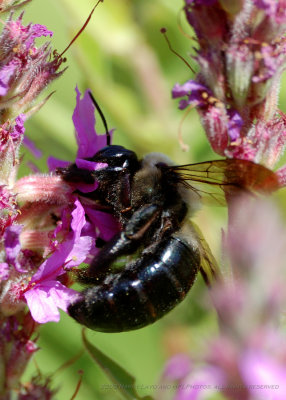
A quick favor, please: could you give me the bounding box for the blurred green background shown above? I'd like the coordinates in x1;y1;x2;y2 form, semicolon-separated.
18;0;286;399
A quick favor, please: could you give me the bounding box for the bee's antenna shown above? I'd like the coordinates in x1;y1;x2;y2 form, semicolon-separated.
160;27;195;74
88;91;111;146
58;0;104;59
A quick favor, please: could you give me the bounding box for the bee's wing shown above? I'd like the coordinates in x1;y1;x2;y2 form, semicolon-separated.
189;221;222;286
167;159;279;205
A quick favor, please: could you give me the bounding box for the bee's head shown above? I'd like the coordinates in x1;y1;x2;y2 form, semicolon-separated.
89;145;139;171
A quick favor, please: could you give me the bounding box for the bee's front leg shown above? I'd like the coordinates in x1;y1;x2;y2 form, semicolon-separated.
79;204;161;284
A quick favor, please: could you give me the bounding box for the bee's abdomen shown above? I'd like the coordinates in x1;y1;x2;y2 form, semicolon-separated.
68;236;200;332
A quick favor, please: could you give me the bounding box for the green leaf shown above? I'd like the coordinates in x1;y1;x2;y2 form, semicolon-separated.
82;330;154;400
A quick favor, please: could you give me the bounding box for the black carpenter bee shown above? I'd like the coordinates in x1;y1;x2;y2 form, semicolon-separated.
59;93;279;333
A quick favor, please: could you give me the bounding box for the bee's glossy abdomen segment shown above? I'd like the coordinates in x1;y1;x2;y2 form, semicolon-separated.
68;236;200;332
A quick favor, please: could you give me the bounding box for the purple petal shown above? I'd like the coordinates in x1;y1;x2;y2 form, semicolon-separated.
254;0;277;14
0;59;20;96
64;236;94;268
240;350;286;400
172;81;211;109
10;114;26;139
163;354;192;381
85;207;121;241
31;24;53;38
24;281;78;323
227;110;243;142
75;159;108;172
71;199;86;238
38;237;92;281
4;225;23;270
31;241;74;282
47;156;70;171
74;180;98;194
26;161;41;173
25;24;53;49
74;159;108;193
172;81;208;99
0;263;10;281
176;366;225;400
31;201;93;282
73;87;112;159
23;136;42;158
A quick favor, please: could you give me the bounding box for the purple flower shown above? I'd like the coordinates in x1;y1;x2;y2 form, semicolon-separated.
24;281;78;324
240;350;286;400
4;85;120;327
162;354;192;381
23;200;94;323
172;81;212;110
73;86;111;159
227;110;243;142
47;157;70;171
0;13;66;120
0;59;19;96
254;0;286;25
161;198;286;400
174;0;286;167
0;114;26;150
48;88;110;193
24;23;53;49
173;80;245;155
19;88;122;324
161;354;225;400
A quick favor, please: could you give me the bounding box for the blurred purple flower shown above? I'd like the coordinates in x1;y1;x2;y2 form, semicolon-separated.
22;136;42;158
162;354;192;381
160;198;286;400
240;350;286;400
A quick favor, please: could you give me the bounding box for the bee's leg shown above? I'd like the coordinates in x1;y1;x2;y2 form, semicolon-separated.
80;204;161;283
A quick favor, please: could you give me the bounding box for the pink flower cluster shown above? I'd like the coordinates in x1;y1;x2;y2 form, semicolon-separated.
0;8;115;393
2;88;119;324
0;13;65;122
173;0;286;170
